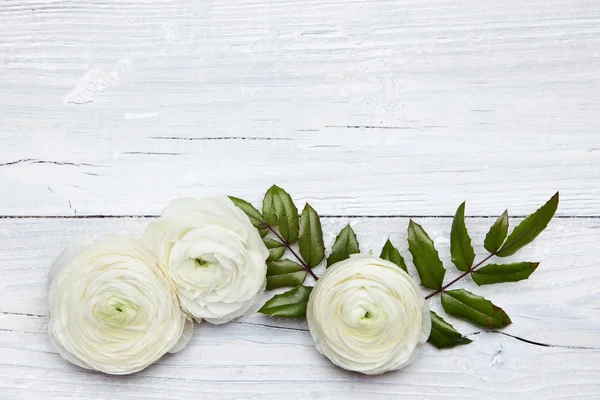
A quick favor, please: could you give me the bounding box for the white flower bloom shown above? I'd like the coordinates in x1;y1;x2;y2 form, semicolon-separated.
144;197;269;324
48;235;192;375
307;254;431;375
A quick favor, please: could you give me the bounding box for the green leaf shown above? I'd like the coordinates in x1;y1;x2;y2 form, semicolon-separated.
326;224;360;267
264;238;285;262
229;196;265;228
262;189;278;227
262;185;299;243
259;286;313;318
298;203;325;268
258;228;268;238
266;259;307;290
380;239;407;272
407;220;446;290
472;262;540;286
450;202;475;272
441;289;512;329
497;192;559;257
428;311;472;349
484;210;509;253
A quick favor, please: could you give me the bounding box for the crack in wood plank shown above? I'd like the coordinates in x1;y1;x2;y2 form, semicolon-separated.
467;331;600;351
2;311;596;351
0;159;102;168
122;152;182;156
149;136;294;141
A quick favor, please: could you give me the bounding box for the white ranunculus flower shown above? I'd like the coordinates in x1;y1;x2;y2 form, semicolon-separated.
144;197;269;324
48;235;192;375
307;254;431;375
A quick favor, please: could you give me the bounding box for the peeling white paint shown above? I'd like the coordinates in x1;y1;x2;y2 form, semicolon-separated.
63;69;119;105
488;347;506;368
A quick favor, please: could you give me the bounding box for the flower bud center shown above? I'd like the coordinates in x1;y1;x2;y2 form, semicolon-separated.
195;258;209;268
98;297;139;326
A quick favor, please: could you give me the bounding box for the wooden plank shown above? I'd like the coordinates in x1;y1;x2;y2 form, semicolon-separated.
1;217;598;398
1;0;599;216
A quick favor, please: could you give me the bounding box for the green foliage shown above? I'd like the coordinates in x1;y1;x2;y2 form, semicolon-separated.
326;224;360;267
263;185;299;242
472;262;539;286
407;220;446;290
259;286;313;318
497;192;559;257
298;204;325;268
484;210;509;253
263;238;285;262
428;311;472;349
266;259;307;290
450;202;475;272
442;289;512;329
380;239;407;272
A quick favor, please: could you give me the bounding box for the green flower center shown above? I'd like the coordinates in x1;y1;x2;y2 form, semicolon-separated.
195;258;209;268
97;297;139;327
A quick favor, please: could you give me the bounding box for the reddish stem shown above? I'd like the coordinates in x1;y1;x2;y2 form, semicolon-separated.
425;252;496;300
265;225;319;281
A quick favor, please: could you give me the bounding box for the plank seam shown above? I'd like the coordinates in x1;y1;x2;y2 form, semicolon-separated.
1;311;597;351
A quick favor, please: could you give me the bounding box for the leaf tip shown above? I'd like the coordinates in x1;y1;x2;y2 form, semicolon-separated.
454;201;467;218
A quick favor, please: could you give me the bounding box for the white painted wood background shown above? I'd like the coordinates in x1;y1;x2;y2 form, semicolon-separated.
1;0;599;398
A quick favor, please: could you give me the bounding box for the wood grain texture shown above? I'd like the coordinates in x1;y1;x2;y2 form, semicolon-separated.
1;217;599;399
1;0;600;216
1;0;599;398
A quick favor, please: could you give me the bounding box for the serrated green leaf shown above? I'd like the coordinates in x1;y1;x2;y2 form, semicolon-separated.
497;192;559;257
450;202;475;272
380;239;407;272
262;185;299;243
472;262;540;286
263;238;285;262
272;186;299;243
228;196;266;229
407;220;446;290
484;210;509;253
259;285;313;318
326;224;360;267
298;203;325;268
266;259;307;290
441;289;511;329
428;311;472;349
268;259;305;275
262;189;278;226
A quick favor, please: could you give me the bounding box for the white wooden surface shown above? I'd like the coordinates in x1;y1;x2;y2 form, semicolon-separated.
1;0;600;398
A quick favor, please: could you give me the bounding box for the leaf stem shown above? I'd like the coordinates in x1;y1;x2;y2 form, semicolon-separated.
265;225;319;281
425;252;496;300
